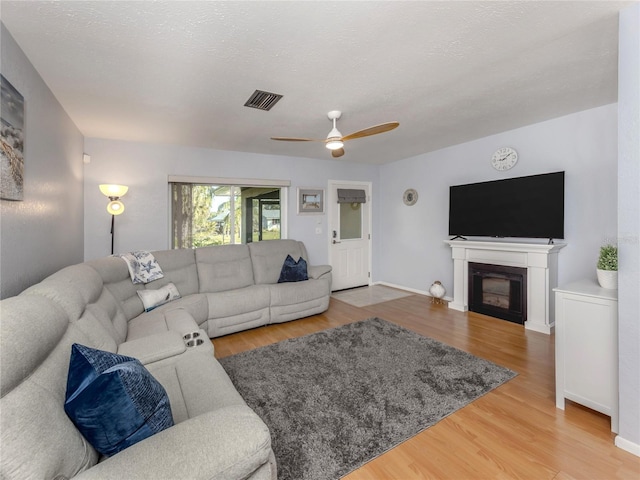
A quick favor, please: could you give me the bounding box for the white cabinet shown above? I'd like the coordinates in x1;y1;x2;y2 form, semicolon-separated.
554;279;618;433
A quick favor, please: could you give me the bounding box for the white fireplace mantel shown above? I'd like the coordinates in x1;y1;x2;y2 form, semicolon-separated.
445;239;566;334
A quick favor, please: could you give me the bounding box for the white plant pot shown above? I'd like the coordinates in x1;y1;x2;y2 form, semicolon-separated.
596;269;618;289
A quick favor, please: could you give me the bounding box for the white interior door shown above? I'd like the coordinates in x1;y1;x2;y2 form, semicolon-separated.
328;181;371;291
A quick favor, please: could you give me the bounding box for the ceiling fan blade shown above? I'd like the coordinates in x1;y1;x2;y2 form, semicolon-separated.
331;148;345;158
341;122;399;141
270;137;321;142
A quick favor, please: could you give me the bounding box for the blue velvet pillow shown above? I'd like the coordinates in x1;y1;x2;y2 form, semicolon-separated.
277;254;308;283
64;344;173;457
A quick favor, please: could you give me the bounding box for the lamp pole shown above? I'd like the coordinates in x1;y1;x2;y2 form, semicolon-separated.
110;214;115;255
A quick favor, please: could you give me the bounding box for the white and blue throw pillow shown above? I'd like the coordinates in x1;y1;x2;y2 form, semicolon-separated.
64;344;174;457
118;250;165;284
137;282;181;312
277;254;308;283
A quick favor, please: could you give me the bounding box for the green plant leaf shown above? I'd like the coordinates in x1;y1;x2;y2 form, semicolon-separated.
597;244;618;271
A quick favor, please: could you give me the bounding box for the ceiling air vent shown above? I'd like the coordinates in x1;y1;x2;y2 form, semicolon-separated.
244;90;283;111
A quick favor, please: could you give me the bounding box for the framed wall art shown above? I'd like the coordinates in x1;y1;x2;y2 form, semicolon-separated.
297;188;324;214
1;74;25;201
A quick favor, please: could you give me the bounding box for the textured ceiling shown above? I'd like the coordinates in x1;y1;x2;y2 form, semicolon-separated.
1;1;632;165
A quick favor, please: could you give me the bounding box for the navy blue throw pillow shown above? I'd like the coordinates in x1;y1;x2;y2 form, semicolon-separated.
64;344;173;457
278;254;309;283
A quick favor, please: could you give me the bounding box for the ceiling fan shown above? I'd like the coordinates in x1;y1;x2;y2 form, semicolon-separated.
270;111;399;158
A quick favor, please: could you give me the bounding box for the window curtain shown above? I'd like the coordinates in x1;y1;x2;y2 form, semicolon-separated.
171;183;193;249
337;188;366;203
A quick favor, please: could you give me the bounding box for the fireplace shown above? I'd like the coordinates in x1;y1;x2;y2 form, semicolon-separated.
445;239;566;334
468;263;527;325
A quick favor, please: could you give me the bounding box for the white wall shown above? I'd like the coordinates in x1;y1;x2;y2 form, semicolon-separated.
82;138;380;269
616;2;640;454
378;103;618;295
0;24;84;299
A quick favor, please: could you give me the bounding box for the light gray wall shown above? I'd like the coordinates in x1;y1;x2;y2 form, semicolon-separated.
0;23;84;299
377;103;618;294
84;103;618;297
82;138;380;269
617;2;640;452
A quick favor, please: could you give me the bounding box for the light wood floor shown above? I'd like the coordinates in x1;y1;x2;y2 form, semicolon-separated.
213;294;640;479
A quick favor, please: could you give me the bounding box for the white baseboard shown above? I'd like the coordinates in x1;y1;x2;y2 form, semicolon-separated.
373;281;453;302
615;435;640;457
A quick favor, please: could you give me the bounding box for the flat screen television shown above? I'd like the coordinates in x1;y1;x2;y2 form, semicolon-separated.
448;171;565;240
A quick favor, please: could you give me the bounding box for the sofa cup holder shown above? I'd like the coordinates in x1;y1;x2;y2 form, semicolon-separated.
183;331;200;341
184;331;204;347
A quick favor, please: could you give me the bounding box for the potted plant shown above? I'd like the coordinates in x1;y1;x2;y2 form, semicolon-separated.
596;244;618;289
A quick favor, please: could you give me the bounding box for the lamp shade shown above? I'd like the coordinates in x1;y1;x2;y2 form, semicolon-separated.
107;200;125;215
99;184;128;198
325;138;344;150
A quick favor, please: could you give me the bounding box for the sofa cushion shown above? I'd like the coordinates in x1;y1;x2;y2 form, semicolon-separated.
40;264;105;305
67;407;273;480
1;296;68;396
147;350;247;423
277;255;308;283
150;248;199;297
126;304;202;340
249;239;307;284
86;256;147;321
21;279;90;325
86;288;130;345
137;283;181;312
1;299;105;480
196;244;255;292
151;293;210;325
205;285;271;319
64;344;174;457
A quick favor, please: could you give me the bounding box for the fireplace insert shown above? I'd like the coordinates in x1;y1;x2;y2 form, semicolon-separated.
468;263;527;324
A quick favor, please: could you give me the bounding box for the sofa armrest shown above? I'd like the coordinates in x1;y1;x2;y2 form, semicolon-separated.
308;264;332;280
73;406;273;480
117;331;187;364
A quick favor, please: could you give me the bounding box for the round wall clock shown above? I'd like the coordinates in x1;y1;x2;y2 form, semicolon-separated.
491;147;518;171
403;189;418;206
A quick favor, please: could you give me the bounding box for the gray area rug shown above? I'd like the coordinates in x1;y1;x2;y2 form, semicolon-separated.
220;317;516;480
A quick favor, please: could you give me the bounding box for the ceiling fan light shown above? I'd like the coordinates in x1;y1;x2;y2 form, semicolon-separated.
326;138;344;150
326;125;343;150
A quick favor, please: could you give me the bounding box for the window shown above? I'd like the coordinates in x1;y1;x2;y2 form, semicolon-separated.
170;179;288;249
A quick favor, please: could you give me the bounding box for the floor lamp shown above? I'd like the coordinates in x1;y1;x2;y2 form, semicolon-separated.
99;184;128;255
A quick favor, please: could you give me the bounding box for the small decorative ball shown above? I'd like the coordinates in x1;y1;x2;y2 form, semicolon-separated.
429;281;446;304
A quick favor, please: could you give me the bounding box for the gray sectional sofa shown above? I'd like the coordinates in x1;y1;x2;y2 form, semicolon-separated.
0;239;332;479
